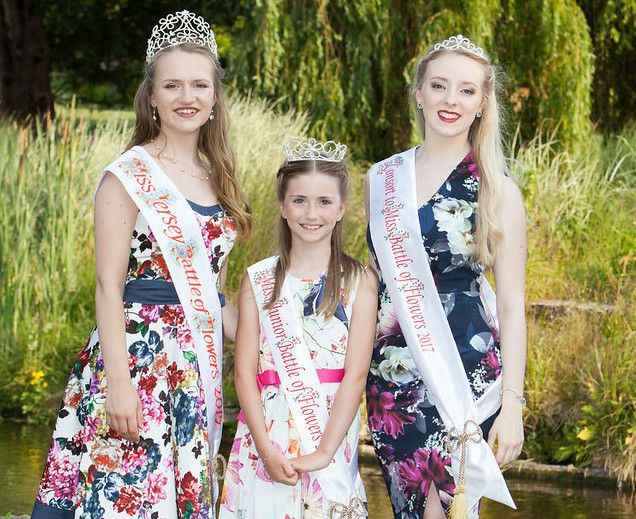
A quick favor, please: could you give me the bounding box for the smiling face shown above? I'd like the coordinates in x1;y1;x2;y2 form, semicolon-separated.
150;48;216;136
279;170;346;247
415;52;486;140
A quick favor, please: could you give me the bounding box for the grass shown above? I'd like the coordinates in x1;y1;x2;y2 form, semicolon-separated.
0;99;634;483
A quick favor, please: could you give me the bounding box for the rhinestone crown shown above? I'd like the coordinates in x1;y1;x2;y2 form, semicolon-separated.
429;34;486;59
283;138;347;163
146;10;217;63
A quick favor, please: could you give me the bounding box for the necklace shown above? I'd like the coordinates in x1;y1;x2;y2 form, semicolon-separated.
150;139;211;181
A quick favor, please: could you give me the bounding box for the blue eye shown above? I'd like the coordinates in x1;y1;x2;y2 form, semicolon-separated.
319;199;333;206
462;88;475;95
432;83;444;90
292;197;305;204
165;84;177;90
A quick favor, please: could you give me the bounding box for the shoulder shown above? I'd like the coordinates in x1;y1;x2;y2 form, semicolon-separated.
500;175;525;212
366;148;413;177
247;255;278;274
356;264;379;295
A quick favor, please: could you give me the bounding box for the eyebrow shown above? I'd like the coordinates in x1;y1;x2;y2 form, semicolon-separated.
430;76;479;87
160;78;211;83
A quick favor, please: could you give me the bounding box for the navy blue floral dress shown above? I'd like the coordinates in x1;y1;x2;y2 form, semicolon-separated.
366;151;501;519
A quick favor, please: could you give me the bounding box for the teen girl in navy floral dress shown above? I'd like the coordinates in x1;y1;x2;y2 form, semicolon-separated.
366;36;527;519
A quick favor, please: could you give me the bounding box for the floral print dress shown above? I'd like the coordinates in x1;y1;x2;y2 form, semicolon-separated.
219;273;366;519
366;152;501;519
33;201;236;519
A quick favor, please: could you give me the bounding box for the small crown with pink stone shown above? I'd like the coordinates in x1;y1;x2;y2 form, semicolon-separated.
429;34;486;59
146;10;217;63
283;138;347;163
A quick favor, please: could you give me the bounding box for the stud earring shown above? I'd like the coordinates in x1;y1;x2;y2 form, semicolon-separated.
417;102;424;109
476;110;482;118
209;108;214;121
152;107;158;122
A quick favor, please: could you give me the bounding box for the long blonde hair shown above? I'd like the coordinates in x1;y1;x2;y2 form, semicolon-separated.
126;43;252;238
411;47;507;266
264;160;362;318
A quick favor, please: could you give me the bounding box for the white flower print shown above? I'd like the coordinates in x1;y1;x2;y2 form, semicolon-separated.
378;346;418;385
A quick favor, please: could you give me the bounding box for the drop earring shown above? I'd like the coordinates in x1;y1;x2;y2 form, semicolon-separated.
209;108;214;121
152;107;158;122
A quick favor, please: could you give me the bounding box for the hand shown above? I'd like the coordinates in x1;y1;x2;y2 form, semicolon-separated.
487;405;524;467
105;380;143;442
263;447;299;486
291;449;332;474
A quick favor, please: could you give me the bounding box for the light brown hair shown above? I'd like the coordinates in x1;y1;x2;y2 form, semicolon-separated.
411;46;507;266
265;159;362;318
126;43;252;238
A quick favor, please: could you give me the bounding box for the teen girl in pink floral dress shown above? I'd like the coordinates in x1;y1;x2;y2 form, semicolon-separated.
32;11;251;519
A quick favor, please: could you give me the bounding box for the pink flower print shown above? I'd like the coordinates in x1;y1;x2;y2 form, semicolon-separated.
481;347;501;380
139;304;160;326
176;324;193;350
143;471;168;506
120;444;148;474
301;473;324;519
140;390;164;428
397;447;454;507
38;453;80;502
467;160;479;179
367;385;417;439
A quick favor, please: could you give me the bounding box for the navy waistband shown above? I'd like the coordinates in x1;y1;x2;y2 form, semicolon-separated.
123;279;225;307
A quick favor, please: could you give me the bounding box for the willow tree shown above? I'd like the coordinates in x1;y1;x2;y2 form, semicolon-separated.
231;0;594;159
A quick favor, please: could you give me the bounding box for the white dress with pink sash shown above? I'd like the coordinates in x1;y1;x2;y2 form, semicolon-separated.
220;260;366;519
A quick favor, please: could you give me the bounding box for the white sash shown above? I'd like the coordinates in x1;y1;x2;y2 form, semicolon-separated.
104;147;225;477
368;147;515;510
247;257;365;518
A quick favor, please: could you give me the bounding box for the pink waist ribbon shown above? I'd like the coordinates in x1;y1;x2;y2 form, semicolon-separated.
236;368;345;424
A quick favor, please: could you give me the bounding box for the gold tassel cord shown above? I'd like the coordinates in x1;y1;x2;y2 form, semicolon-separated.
330;496;366;519
445;420;483;519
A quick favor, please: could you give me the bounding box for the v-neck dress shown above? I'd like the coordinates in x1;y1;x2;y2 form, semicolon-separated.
366;151;501;519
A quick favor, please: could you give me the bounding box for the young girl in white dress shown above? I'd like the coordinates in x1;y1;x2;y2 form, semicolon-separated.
220;139;377;519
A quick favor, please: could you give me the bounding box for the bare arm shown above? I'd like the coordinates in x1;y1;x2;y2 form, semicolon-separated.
94;172;143;442
291;268;378;472
487;176;527;466
234;273;298;485
220;261;238;342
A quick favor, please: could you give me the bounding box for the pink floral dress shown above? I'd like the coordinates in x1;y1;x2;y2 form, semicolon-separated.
219;273;366;519
33;201;236;519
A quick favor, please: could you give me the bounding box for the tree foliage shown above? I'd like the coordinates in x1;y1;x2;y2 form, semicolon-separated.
231;0;597;158
577;0;636;130
38;0;240;106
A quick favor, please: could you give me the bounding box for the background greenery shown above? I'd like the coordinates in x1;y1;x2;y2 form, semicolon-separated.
0;0;634;486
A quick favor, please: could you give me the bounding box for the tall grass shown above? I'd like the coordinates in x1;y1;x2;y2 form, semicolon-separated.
0;101;634;482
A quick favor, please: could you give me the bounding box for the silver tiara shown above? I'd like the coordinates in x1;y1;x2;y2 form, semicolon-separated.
283;138;347;163
429;34;486;59
146;10;217;63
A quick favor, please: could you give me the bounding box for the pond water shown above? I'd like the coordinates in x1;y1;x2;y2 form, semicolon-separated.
1;422;634;518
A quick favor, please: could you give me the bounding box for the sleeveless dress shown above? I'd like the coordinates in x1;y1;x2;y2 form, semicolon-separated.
32;201;236;519
366;152;501;519
219;272;366;519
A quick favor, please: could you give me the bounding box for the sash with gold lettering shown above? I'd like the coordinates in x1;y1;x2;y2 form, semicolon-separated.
248;256;366;518
368;147;515;511
103;146;225;470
